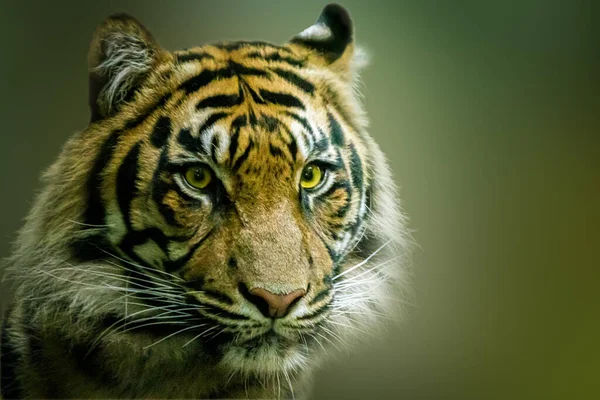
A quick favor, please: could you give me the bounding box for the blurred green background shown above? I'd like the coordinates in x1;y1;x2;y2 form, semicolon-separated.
1;1;598;399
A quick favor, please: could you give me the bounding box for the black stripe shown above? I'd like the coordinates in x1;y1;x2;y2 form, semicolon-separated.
196;93;243;110
124;93;171;131
326;244;339;262
176;52;214;63
163;229;214;273
288;139;298;162
269;144;284;158
85;130;121;226
229;131;240;163
198;112;230;136
322;181;350;199
260;115;280;132
199;303;250;321
150;116;172;148
247;86;265;105
185;276;205;292
179;68;235;94
71;234;112;262
272;68;315;94
228;115;247;162
177;128;203;155
328;113;345;146
285;111;313;134
120;227;195;256
246;52;305;68
314;137;330;152
216;41;292;52
228;61;270;77
248;109;258;126
334;198;351;219
259;90;305;109
349;144;364;189
309;288;332;306
291;37;348;63
152;148;183;227
323;84;362;138
210;134;221;164
201;290;235;306
116;142;142;228
121;229;190;274
296;304;331;321
232;141;254;172
365;185;373;210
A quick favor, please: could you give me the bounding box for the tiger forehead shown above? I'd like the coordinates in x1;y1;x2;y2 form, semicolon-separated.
174;41;305;67
162;46;329;172
173;110;305;176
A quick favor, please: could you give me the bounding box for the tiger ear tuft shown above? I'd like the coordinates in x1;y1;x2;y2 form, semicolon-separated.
88;14;161;122
289;4;355;76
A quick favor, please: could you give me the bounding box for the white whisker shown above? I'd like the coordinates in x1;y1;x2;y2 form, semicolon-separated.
142;325;200;349
333;239;392;280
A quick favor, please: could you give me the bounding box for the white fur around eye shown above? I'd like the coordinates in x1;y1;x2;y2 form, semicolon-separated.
303;168;335;198
173;174;212;203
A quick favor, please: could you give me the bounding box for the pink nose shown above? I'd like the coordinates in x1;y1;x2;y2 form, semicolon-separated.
248;287;306;318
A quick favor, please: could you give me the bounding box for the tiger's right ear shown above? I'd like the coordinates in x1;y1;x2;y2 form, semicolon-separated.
289;4;360;81
88;14;162;122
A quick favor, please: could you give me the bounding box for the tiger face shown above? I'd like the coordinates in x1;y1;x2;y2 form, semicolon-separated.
7;5;409;390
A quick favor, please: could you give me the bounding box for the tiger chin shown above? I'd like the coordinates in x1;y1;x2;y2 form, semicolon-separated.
0;3;412;399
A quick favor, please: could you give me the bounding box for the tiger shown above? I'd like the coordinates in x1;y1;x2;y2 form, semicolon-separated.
0;3;412;399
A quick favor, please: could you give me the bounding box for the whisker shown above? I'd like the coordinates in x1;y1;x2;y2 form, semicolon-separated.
96;247;185;282
335;256;399;284
326;319;373;337
333;239;393;280
119;319;201;336
181;325;217;347
88;306;183;353
143;325;201;349
53;265;179;293
102;258;186;289
284;368;295;400
67;219;112;228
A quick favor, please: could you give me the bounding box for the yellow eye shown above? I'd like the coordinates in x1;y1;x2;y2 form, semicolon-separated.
300;164;324;189
184;166;212;189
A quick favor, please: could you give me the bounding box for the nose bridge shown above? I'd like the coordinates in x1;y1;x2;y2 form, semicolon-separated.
236;198;309;291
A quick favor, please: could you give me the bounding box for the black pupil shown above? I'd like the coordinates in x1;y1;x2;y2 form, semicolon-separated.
303;166;314;182
194;168;206;182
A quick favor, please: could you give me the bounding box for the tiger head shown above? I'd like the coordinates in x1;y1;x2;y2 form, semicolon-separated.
14;4;411;381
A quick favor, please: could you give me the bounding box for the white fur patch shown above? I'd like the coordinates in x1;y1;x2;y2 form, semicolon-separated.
200;125;230;165
93;32;154;113
288;119;310;159
297;23;332;41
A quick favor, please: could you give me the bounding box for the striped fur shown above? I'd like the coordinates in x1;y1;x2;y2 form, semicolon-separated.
1;4;412;399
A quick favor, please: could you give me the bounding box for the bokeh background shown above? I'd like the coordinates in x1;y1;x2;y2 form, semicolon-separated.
1;1;598;399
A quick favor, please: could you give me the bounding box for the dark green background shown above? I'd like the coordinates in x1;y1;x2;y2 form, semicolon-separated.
1;1;598;398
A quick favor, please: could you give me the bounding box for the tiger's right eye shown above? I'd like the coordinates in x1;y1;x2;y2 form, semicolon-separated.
300;164;324;190
184;166;213;189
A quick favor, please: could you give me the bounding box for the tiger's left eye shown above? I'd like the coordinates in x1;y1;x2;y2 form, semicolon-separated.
184;166;212;189
300;164;324;190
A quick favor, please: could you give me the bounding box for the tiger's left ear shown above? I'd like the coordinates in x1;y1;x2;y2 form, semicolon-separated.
289;3;365;81
88;14;164;122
